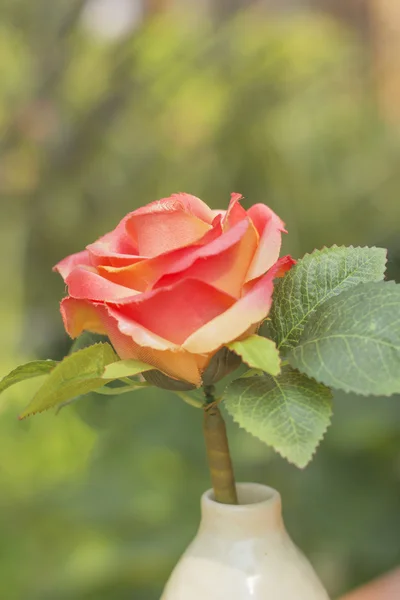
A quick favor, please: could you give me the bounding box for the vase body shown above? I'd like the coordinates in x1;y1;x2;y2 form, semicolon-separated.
161;483;330;600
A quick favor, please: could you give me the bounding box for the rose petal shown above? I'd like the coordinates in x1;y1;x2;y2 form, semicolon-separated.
87;195;214;267
132;193;215;224
106;329;207;385
110;279;235;345
124;194;215;257
100;306;209;385
222;193;248;230
60;297;107;337
89;249;142;269
87;214;141;268
126;211;211;258
155;219;258;297
66;266;140;301
273;254;296;277
97;216;235;293
53;250;92;280
245;203;287;282
60;297;207;385
182;257;293;354
62;295;179;351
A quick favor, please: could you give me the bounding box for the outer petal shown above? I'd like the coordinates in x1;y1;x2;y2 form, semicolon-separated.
66;266;140;301
62;295;180;354
100;306;207;385
182;257;294;354
53;250;92;280
136;349;206;386
245;203;287;282
60;298;207;385
126;194;213;257
60;297;107;337
109;279;236;345
108;341;207;386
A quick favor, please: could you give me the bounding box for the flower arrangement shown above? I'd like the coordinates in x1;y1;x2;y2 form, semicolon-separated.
1;193;399;504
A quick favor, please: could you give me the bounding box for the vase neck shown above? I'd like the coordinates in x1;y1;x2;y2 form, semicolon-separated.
199;483;285;540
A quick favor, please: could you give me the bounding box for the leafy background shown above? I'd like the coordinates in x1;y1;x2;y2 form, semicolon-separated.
1;1;400;599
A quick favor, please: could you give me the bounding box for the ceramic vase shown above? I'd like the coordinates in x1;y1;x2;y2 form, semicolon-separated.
161;482;330;600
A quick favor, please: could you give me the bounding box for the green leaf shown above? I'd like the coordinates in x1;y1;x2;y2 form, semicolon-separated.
267;246;387;353
240;369;264;378
19;343;118;419
0;360;58;395
69;331;108;354
290;281;400;397
95;381;150;395
55;380;149;414
226;335;281;376
224;366;333;468
102;359;154;379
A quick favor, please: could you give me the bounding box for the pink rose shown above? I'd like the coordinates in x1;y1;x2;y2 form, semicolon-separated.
54;193;294;386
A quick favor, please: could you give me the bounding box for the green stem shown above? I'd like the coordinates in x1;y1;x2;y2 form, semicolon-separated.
202;386;238;505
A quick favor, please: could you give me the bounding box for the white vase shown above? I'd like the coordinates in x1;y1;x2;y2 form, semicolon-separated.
161;482;330;600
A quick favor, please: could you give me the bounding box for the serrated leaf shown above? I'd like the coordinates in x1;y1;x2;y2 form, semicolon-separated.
69;331;108;354
0;360;58;395
224;366;333;468
290;281;400;396
226;335;280;376
102;359;154;379
19;343;118;419
267;246;387;352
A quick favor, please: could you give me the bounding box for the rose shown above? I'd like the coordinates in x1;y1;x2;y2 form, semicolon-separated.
54;193;294;387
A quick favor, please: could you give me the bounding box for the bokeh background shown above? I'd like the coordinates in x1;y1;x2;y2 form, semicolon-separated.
0;1;400;598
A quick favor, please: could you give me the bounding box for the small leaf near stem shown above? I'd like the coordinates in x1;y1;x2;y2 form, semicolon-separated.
203;386;238;505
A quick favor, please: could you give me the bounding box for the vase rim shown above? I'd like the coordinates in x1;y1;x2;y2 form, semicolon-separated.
202;482;280;510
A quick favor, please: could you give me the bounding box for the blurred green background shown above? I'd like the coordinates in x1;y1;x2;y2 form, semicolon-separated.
0;1;399;599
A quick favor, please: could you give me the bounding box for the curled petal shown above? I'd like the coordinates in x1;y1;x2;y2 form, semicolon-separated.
182;257;293;354
66;266;140;301
245;203;287;282
53;250;92;280
222;193;247;230
168;193;215;224
273;254;296;277
60;297;107;338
